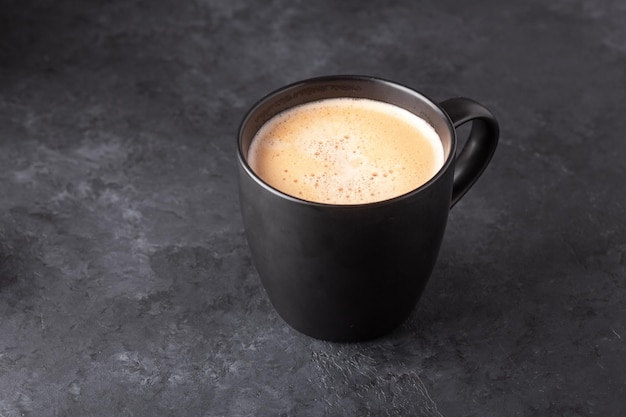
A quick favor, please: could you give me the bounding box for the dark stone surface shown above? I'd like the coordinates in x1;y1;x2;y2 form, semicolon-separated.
0;0;624;415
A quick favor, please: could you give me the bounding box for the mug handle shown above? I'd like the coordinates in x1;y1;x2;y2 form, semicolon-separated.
439;98;500;207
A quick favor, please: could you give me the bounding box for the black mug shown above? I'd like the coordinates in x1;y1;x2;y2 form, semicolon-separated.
237;75;499;342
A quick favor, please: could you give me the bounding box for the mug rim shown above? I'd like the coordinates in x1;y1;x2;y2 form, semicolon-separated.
237;74;457;208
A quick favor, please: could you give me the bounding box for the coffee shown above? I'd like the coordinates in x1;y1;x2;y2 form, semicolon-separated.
248;98;444;204
239;76;500;340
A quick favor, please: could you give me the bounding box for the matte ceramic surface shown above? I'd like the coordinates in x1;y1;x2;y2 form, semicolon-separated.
238;76;499;341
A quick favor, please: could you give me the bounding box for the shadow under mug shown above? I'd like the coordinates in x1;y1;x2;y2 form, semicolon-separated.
237;75;499;342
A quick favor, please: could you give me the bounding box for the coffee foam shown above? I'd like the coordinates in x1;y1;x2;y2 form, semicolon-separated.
248;98;444;204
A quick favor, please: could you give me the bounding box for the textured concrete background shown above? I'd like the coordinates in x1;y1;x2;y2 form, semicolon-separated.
0;0;625;416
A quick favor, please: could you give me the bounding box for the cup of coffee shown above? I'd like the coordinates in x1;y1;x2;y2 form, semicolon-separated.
237;75;499;342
